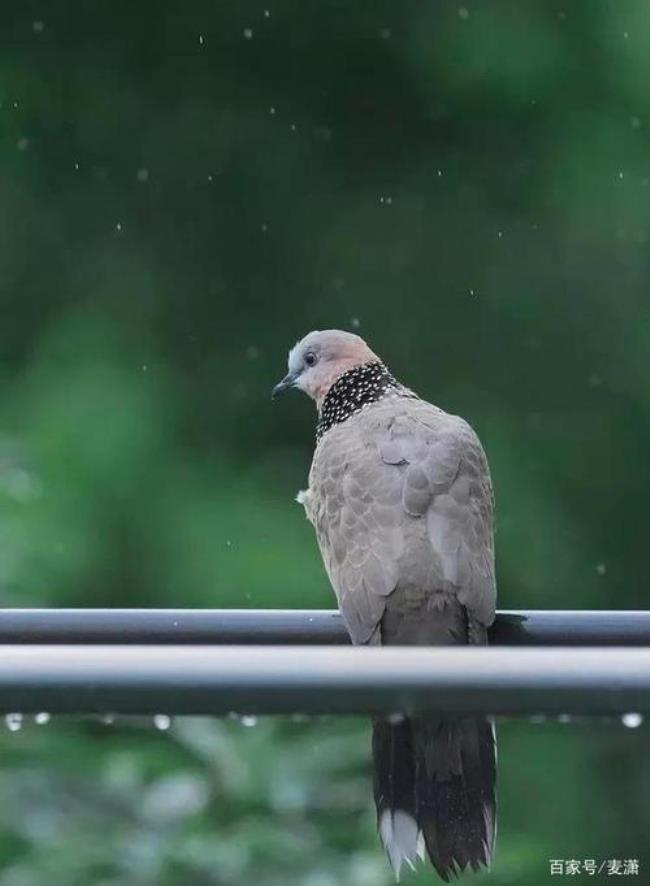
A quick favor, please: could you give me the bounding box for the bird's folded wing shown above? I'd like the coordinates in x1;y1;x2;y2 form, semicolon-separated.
309;402;496;644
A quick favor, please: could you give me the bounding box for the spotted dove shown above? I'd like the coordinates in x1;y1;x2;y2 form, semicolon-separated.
273;329;497;880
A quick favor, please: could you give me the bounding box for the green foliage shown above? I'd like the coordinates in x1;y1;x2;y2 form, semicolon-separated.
0;0;648;882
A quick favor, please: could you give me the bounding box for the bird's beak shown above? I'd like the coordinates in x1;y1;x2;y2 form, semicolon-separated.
272;372;297;399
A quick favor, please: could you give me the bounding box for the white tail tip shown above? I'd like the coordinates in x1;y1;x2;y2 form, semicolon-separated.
379;810;421;880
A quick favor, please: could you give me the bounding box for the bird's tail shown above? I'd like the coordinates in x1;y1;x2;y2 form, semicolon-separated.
372;714;496;881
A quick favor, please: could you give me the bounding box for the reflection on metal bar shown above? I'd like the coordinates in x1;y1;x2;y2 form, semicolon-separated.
0;609;649;646
0;645;649;716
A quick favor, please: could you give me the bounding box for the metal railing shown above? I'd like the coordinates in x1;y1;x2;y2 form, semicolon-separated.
0;610;648;717
2;608;650;645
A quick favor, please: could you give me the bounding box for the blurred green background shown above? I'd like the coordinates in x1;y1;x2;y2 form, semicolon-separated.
0;0;649;882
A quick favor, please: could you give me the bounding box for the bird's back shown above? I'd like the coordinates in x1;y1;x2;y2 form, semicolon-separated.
306;391;496;646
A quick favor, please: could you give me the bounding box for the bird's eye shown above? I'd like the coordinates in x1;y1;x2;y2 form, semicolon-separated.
304;352;317;367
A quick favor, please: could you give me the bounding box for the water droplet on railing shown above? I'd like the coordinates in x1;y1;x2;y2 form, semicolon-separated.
622;712;643;729
240;715;258;727
154;714;171;731
34;712;50;725
5;713;23;732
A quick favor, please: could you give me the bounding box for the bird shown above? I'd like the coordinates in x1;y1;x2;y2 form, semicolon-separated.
273;329;497;881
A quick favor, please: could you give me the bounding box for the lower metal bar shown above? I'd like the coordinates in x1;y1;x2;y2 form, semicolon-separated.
0;645;648;716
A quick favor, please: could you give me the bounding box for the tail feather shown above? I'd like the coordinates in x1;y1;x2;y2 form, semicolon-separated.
373;715;496;881
372;716;419;878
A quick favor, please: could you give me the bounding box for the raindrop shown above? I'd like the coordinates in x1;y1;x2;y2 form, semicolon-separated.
154;714;171;731
351;317;361;329
208;174;213;182
469;288;476;296
437;169;443;177
136;167;149;182
557;714;572;724
5;713;23;732
596;563;607;576
618;171;624;180
631;116;641;129
497;231;503;239
74;161;79;171
380;28;392;40
622;712;643;729
34;712;50;726
261;222;268;232
458;7;469;20
243;27;253;39
246;346;259;361
115;222;122;232
199;34;204;45
32;20;45;33
264;9;270;17
241;715;258;727
290;123;296;131
142;364;148;372
16;137;29;151
623;31;629;39
269;106;276;115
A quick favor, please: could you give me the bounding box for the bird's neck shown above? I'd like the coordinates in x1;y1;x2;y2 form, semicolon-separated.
315;361;404;440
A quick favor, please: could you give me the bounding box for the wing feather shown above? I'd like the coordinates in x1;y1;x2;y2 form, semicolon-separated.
305;398;496;644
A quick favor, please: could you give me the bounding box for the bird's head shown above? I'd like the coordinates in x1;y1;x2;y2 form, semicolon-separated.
272;329;380;408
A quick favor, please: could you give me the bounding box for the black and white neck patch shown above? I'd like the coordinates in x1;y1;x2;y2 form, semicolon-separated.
316;361;415;440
